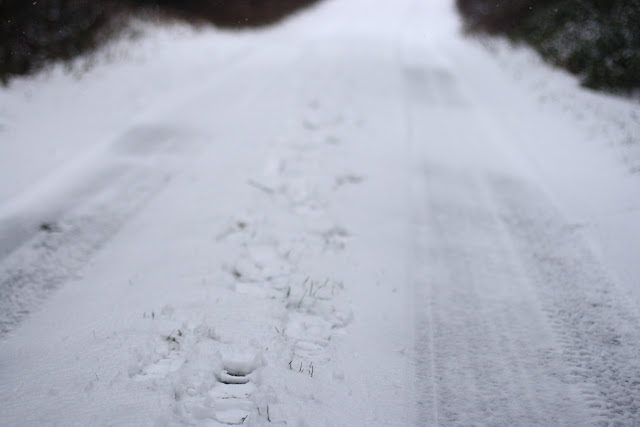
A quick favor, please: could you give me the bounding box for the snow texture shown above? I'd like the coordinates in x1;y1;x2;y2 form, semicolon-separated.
1;0;640;425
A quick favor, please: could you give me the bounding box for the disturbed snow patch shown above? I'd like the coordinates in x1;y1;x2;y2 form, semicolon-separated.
130;97;357;425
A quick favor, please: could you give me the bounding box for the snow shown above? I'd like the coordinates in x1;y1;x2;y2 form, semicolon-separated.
2;0;640;425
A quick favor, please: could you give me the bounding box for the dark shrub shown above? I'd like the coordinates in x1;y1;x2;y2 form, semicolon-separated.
128;0;320;28
0;0;320;83
456;0;556;33
1;0;118;82
456;0;640;92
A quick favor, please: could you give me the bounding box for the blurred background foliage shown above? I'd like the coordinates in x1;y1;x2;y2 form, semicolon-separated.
0;0;319;83
2;0;638;92
456;0;640;92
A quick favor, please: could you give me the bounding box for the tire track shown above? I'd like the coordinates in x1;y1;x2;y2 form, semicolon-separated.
489;175;640;425
0;43;307;338
411;164;596;425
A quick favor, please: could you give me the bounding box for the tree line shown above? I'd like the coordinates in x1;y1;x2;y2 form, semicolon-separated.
0;0;320;83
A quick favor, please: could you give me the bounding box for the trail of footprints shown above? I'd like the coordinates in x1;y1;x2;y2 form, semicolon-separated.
133;100;360;425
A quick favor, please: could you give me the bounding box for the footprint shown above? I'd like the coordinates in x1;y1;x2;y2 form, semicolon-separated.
325;135;341;145
131;329;185;381
318;226;352;252
225;243;291;289
218;368;253;385
285;312;332;372
281;181;327;216
215;405;252;425
302;119;318;131
133;352;185;381
215;220;249;242
210;382;254;425
209;360;260;424
212;380;256;396
292;340;330;364
174;356;262;424
308;99;320;111
286;312;332;343
334;174;365;189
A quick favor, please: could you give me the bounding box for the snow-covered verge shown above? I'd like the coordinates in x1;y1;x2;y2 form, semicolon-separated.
1;0;640;425
470;36;640;300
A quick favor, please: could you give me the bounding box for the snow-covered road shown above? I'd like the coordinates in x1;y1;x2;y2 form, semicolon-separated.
2;0;640;425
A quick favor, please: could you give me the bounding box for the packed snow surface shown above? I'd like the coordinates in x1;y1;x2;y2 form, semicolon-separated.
1;0;640;425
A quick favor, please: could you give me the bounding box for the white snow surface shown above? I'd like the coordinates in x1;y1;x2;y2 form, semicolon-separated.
2;0;640;425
